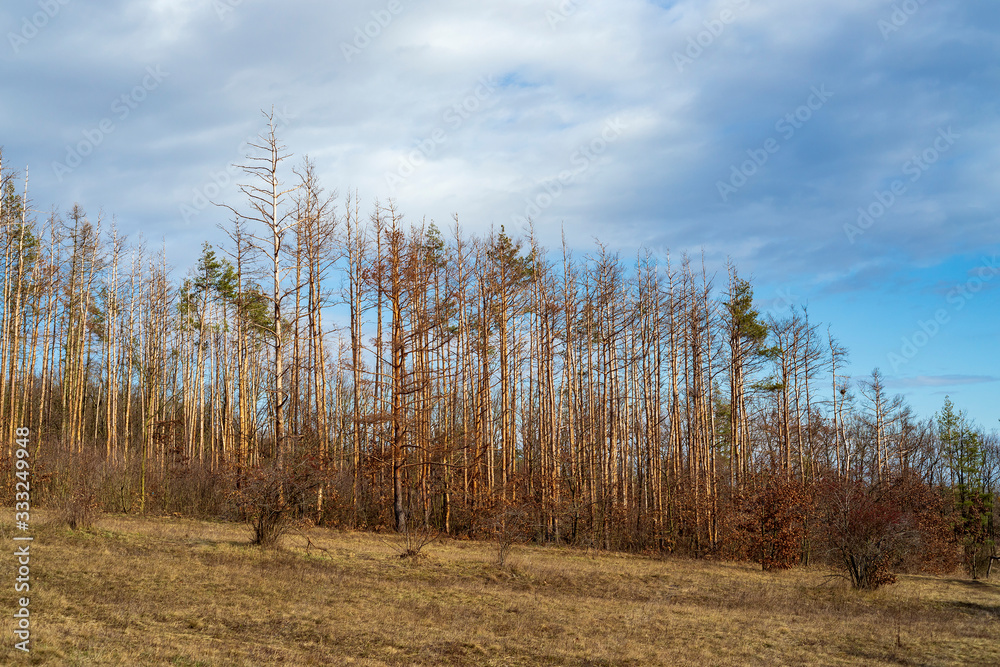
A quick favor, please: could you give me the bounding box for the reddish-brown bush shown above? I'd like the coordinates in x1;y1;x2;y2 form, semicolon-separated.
815;477;923;589
733;473;814;571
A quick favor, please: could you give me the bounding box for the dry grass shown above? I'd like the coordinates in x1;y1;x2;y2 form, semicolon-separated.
1;512;998;665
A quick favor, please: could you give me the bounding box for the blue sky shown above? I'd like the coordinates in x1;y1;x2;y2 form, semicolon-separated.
1;0;997;429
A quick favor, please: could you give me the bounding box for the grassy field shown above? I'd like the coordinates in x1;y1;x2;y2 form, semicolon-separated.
0;513;998;666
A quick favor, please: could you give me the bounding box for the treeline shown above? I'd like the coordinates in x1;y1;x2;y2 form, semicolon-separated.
0;125;996;581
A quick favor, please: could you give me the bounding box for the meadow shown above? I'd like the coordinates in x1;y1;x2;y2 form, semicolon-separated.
1;513;998;666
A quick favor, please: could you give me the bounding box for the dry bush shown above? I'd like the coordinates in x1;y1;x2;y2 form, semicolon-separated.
56;487;101;530
396;524;442;560
232;454;324;547
44;446;108;530
242;470;288;547
733;473;814;571
815;477;920;590
310;468;350;528
883;474;958;576
488;499;532;568
315;468;392;530
160;462;231;518
667;480;729;557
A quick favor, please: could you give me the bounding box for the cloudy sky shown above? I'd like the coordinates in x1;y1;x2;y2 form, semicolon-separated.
1;0;998;428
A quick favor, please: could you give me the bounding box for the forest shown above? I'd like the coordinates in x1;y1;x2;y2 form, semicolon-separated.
1;121;997;589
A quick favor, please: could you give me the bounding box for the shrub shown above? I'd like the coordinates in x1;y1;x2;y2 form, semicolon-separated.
47;447;106;531
883;473;958;576
161;462;231;518
490;500;532;568
735;473;814;571
815;477;919;590
232;454;323;547
397;524;441;560
56;487;100;531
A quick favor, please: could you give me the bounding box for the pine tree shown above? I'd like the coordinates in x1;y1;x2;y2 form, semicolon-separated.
937;396;994;578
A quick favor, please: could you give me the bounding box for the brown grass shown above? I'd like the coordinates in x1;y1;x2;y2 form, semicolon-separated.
1;511;998;665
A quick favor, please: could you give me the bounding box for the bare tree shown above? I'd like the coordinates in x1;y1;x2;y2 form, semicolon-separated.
221;110;300;465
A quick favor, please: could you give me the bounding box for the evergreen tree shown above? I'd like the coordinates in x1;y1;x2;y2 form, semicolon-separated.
937;396;994;578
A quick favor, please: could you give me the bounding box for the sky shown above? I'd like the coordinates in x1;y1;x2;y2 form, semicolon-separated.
1;0;997;429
